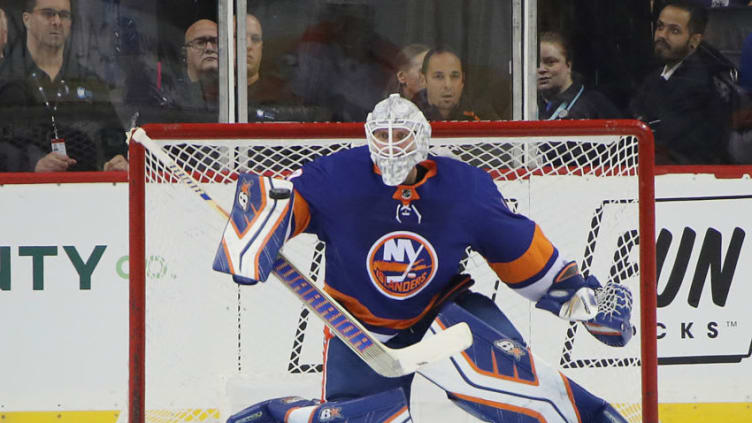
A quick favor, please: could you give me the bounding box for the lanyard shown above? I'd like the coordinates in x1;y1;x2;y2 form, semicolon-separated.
544;85;584;120
31;72;69;139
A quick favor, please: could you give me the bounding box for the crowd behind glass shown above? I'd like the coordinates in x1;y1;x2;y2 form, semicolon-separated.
0;0;751;172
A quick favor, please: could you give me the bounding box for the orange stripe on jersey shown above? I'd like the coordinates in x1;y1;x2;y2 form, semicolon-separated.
489;224;554;284
560;372;583;423
291;188;312;237
449;392;547;422
323;277;470;330
384;406;409;423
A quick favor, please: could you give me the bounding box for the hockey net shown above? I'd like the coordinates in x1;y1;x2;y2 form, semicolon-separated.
128;120;657;423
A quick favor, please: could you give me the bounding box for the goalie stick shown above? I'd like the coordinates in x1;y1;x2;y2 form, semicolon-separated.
130;128;473;378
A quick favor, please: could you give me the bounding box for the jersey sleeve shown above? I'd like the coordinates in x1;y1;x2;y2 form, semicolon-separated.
289;188;312;237
287;155;333;238
470;171;570;302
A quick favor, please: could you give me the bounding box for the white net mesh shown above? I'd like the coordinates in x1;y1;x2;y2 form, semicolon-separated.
129;123;652;423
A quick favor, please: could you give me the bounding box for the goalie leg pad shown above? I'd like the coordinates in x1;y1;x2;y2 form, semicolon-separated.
228;389;411;423
212;173;294;283
417;296;625;423
593;403;629;423
227;396;316;423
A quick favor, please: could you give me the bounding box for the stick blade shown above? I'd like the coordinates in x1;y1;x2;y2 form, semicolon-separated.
384;322;473;377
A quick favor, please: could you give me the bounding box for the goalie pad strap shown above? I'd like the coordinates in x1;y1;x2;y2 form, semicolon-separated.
212;173;294;283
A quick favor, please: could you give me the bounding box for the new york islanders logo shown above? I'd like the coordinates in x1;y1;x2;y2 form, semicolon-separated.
366;231;437;300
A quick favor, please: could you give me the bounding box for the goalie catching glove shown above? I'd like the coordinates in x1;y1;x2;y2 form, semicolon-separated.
535;263;633;347
212;173;294;284
583;282;634;347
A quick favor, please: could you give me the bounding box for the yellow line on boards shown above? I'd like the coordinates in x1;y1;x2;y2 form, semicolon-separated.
660;403;752;422
0;409;221;422
0;411;120;423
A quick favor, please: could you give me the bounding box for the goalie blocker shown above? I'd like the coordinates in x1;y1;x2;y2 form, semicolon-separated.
212;173;294;284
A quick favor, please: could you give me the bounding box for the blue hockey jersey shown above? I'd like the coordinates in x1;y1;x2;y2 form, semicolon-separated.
289;146;566;334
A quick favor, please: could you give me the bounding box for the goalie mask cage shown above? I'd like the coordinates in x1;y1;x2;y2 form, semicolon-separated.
128;120;657;423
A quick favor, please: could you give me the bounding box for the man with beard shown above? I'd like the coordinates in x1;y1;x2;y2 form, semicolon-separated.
630;0;730;164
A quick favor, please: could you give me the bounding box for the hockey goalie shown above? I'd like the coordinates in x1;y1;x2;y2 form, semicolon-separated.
213;94;634;423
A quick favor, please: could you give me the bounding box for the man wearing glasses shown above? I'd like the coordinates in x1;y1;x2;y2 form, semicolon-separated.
184;19;219;86
0;0;127;172
162;18;220;121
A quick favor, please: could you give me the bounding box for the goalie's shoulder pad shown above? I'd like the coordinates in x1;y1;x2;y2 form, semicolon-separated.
212;173;294;284
584;282;634;347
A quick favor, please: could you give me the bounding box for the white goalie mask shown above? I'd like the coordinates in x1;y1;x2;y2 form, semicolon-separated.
365;94;431;186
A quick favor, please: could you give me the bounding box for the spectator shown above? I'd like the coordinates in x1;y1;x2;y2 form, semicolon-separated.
740;32;752;93
630;0;731;164
728;32;752;163
384;43;429;102
413;46;498;121
124;18;219;125
537;31;622;120
0;8;7;62
0;0;126;172
242;13;316;122
177;18;219;116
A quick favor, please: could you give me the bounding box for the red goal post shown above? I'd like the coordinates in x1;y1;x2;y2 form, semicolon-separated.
128;120;657;423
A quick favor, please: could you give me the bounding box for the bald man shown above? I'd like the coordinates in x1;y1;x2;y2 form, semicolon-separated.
170;18;220;117
184;19;218;83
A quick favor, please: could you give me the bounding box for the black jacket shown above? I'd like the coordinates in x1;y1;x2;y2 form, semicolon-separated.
0;46;125;171
630;45;732;164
